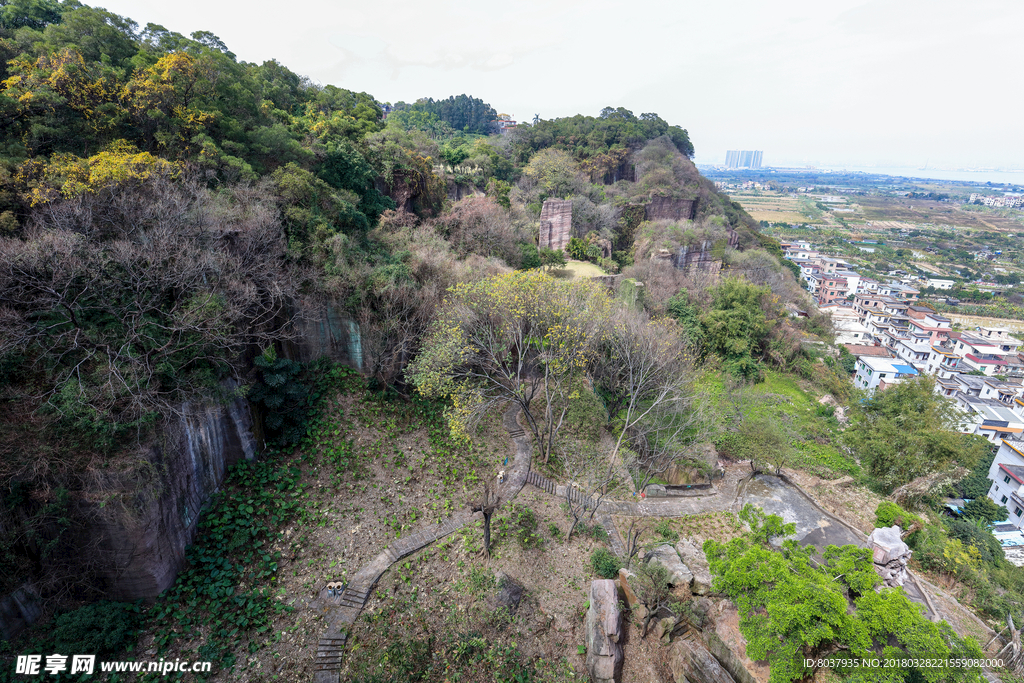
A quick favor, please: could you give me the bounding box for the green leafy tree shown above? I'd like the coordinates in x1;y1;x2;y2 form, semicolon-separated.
704;505;985;683
844;376;989;491
248;347;308;446
700;278;777;380
962;496;1008;525
409;270;610;464
539;247;566;271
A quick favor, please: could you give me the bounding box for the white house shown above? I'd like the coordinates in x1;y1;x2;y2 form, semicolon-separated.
987;437;1024;528
835;320;870;345
853;356;919;392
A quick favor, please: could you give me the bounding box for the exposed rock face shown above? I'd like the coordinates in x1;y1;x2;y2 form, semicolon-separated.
286;303;363;370
645;196;697;222
647;544;693;587
539;199;572;252
616;568;640;609
655;616;677;644
869;525;911;587
670;637;737;683
92;386;259;600
585;579;623;683
675;539;714;596
0;586;41;641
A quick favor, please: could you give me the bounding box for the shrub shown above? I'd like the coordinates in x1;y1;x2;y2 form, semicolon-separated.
962;497;1008;525
248;347;309;445
590;547;622;579
946;518;1004;565
653;519;679;544
495;504;542;549
874;501;921;530
49;601;141;659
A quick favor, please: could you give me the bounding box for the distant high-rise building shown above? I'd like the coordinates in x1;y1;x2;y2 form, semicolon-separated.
724;150;763;169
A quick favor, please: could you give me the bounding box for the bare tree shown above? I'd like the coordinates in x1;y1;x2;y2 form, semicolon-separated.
593;310;706;488
468;482;501;557
0;173;295;440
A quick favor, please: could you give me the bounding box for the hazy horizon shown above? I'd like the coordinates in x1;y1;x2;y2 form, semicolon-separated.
91;0;1024;170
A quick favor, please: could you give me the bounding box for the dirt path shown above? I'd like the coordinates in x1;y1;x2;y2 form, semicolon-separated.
313;411;995;681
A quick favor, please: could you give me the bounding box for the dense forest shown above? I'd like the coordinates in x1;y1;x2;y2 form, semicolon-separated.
3;3;998;683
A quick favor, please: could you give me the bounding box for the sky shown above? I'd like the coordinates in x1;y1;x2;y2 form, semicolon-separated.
93;0;1024;169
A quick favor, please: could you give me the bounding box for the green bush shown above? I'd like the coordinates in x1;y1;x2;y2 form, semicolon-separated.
962;497;1008;525
874;501;921;530
654;519;679;544
590;547;622;579
946;518;1004;565
495;504;542;549
248;347;309;445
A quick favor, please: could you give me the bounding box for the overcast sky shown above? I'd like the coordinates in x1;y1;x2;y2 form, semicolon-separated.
95;0;1024;169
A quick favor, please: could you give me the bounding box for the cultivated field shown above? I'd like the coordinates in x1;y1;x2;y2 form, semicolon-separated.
728;193;810;223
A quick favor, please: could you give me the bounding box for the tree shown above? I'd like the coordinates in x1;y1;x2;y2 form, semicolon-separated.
843;376;990;491
591;310;709;489
962;497;1008;525
538;247;566;271
704;505;985;683
468;482;500;557
0;173;294;451
630;561;674;638
561;442;622;540
409;270;610;464
700;278;778;380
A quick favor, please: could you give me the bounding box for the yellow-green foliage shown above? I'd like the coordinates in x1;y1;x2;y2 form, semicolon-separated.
20;140;179;205
409;270;611;443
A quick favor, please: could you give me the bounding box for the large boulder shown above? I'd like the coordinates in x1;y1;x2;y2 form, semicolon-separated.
868;525;912;587
670;637;737;683
616;568;640;608
675;539;714;595
585;580;623;683
647;544;693;587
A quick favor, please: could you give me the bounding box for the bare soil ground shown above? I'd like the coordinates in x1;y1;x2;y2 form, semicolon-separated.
135;391;512;682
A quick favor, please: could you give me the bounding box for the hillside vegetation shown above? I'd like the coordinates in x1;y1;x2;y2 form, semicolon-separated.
1;3;1011;683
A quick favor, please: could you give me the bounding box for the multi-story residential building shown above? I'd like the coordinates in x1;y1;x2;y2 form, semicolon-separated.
956;394;1024;444
853;356;919;392
888;283;921;301
907;312;952;345
835;320;870;345
927;278;955;290
836;270;861;297
817;275;848;305
986;436;1024;527
926;346;963;378
892;338;933;371
952;331;1023;376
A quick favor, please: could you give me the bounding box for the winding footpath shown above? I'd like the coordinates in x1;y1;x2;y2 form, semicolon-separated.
311;405;972;681
313;403;532;683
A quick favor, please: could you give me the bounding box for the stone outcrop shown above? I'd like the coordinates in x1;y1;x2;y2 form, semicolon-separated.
674;539;714;595
0;586;41;641
868;525;911;587
585;579;623;683
647;544;693;587
92;386;259;600
670;637;737;683
286;303;363;370
616;568;640;609
645;196;697;222
539;199;572;252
